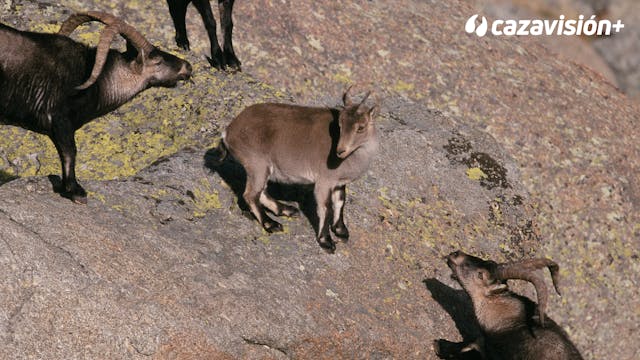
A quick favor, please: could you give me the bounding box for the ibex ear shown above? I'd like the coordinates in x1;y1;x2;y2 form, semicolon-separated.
343;85;355;107
133;44;146;70
485;282;508;296
356;107;375;128
125;41;145;71
368;104;378;119
477;269;498;285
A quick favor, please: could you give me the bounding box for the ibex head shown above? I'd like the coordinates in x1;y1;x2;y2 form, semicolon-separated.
336;85;378;159
59;11;192;90
446;250;561;327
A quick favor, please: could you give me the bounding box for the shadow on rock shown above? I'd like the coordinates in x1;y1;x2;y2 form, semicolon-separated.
423;278;484;359
0;169;18;186
46;174;78;202
203;147;320;232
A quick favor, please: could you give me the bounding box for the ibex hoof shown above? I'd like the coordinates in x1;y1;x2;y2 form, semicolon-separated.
280;205;299;217
206;55;224;70
207;51;241;72
318;236;336;254
72;193;88;205
223;52;241;72
332;224;349;240
175;37;190;51
263;219;283;233
207;48;226;70
59;183;87;205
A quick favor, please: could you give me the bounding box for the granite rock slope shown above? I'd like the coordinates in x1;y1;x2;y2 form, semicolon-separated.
0;0;638;359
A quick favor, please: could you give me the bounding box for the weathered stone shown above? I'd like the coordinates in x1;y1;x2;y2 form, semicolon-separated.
1;0;638;359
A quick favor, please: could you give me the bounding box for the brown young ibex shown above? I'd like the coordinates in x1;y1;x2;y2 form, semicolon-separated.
0;12;192;203
437;251;583;359
214;87;378;253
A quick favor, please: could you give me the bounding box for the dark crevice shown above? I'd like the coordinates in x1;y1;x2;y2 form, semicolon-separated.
242;336;289;357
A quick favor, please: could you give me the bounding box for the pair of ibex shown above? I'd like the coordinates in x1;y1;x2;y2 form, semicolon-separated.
0;6;584;360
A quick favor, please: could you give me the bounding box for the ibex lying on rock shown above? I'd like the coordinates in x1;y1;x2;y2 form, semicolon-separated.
436;251;583;359
214;87;378;253
0;11;192;203
167;0;240;70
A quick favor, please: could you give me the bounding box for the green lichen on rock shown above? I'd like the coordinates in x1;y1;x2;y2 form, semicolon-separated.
376;191;525;270
192;178;223;218
466;167;487;181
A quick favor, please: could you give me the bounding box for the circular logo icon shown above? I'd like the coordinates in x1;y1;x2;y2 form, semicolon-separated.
465;14;488;37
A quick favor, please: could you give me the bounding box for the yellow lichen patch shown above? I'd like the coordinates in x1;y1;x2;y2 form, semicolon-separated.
393;80;415;92
152;189;168;199
256;233;271;244
192;178;223;218
466;167;487;181
333;72;352;84
0;127;58;178
88;191;106;204
29;23;60;33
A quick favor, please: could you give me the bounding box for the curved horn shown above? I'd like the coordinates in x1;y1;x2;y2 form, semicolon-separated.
343;84;355;107
359;91;372;106
59;12;155;89
59;11;125;37
58;13;95;36
61;11;154;54
494;258;560;327
75;25;119;90
356;91;372;113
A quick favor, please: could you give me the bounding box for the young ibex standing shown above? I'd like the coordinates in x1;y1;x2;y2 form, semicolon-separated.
437;251;583;359
215;87;378;253
0;12;192;203
166;0;240;70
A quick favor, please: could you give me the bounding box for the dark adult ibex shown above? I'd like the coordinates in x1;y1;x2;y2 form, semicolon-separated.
214;87;378;252
166;0;240;70
0;12;192;203
436;251;583;359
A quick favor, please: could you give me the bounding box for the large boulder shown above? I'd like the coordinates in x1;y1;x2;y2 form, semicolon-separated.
1;97;533;358
1;0;638;358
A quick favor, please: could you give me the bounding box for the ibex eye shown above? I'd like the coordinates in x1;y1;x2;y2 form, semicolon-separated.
356;124;366;132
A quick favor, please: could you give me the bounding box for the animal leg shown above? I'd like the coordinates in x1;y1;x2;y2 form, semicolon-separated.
433;338;486;359
167;0;191;50
192;0;225;69
259;192;299;217
243;168;282;233
314;185;335;253
218;0;241;70
50;124;86;204
330;185;349;240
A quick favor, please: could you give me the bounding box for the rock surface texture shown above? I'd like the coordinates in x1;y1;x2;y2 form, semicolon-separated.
0;0;638;359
